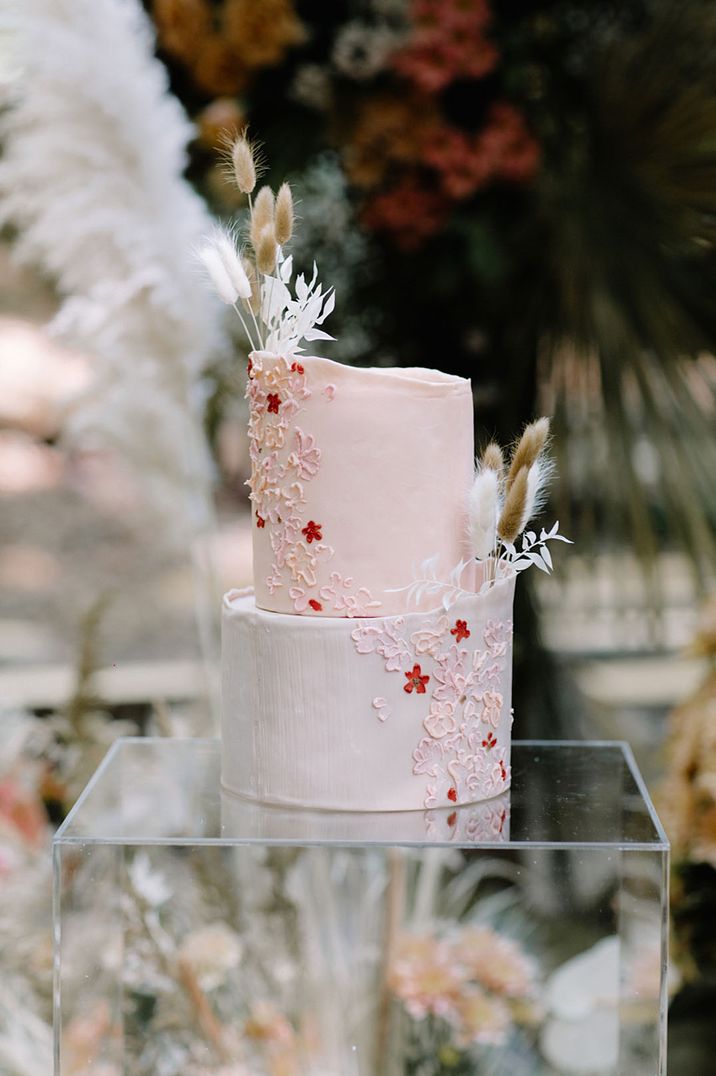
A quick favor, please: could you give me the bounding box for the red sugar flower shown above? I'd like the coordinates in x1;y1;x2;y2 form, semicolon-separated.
404;664;430;694
266;393;281;414
247;357;253;377
447;786;457;803
308;599;323;612
256;514;266;529
302;520;323;543
451;619;471;642
291;362;304;374
482;731;497;750
447;810;457;827
499;760;507;781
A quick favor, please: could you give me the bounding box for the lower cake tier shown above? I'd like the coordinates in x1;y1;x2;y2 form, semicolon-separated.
221;576;515;812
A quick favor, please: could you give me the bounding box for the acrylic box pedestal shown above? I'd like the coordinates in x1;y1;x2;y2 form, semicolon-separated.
53;739;668;1075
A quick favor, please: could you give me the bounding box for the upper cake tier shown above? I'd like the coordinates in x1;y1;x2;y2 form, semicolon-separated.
247;351;474;617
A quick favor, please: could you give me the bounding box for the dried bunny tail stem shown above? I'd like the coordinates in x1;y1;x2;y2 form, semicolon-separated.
196;240;238;305
231;134;256;194
219;127;265;193
506;417;550;490
520;456;555;531
250;185;275;249
256;224;278;274
481;442;504;481
468;466;499;560
275;181;294;245
497;465;529;543
214;229;251;299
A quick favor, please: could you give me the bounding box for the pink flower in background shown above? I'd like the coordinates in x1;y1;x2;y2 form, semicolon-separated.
0;773;48;850
394;0;498;93
452;988;511;1046
389;934;466;1020
457;926;537;998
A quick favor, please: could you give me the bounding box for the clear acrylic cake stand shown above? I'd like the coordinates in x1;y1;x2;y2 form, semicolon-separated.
53;740;668;1075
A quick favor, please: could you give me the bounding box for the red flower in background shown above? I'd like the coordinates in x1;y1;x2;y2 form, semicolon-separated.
393;0;498;93
363;177;449;249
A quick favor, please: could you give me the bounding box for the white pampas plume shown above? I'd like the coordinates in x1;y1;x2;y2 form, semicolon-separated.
468;466;499;560
198;229;252;303
0;0;225;551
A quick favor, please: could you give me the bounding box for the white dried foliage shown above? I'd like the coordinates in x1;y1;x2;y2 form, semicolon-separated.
0;0;225;548
468;466;499;561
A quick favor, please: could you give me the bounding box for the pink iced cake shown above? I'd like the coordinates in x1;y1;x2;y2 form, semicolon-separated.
221;351;515;812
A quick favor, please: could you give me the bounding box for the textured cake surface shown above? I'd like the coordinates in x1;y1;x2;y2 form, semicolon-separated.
246;352;474;617
221;576;514;812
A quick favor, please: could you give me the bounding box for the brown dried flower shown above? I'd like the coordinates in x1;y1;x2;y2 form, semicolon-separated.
231;132;257;194
250;186;275;250
256;225;278;274
506;417;550;490
481;442;504;480
497;466;528;543
275;182;294;245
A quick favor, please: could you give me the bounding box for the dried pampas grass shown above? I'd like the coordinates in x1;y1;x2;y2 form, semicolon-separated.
256;225;278;274
481;442;504;479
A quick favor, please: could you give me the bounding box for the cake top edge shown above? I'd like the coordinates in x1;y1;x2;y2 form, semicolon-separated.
250;350;471;395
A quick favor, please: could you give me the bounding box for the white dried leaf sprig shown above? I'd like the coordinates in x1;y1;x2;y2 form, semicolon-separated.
387;556;474;611
198;131;335;361
398;420;571;609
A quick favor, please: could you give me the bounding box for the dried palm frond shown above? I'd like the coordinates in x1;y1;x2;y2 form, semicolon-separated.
535;1;716;591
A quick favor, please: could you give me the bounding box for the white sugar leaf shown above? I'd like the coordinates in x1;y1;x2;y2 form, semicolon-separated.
303;328;336;342
526;531;536;545
540;543;553;570
530;552;551;573
511;558;533;570
279;254;293;283
317;289;335;323
295;273;307;301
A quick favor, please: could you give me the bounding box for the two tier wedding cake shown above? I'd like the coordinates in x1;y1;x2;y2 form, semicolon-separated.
199;133;568;815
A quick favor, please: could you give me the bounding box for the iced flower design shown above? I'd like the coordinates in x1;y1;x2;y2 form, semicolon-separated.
412;736;443;777
481;691;503;728
484;618;512;656
432;645;469;702
286;427;321;479
321;573;382;617
285;540;318;587
266;392;281;414
352;618;410;671
288;586;313;613
424;700;457;739
372;697;392;723
352;605;512;807
410;614;449;656
301;519;323;543
404;663;430;694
